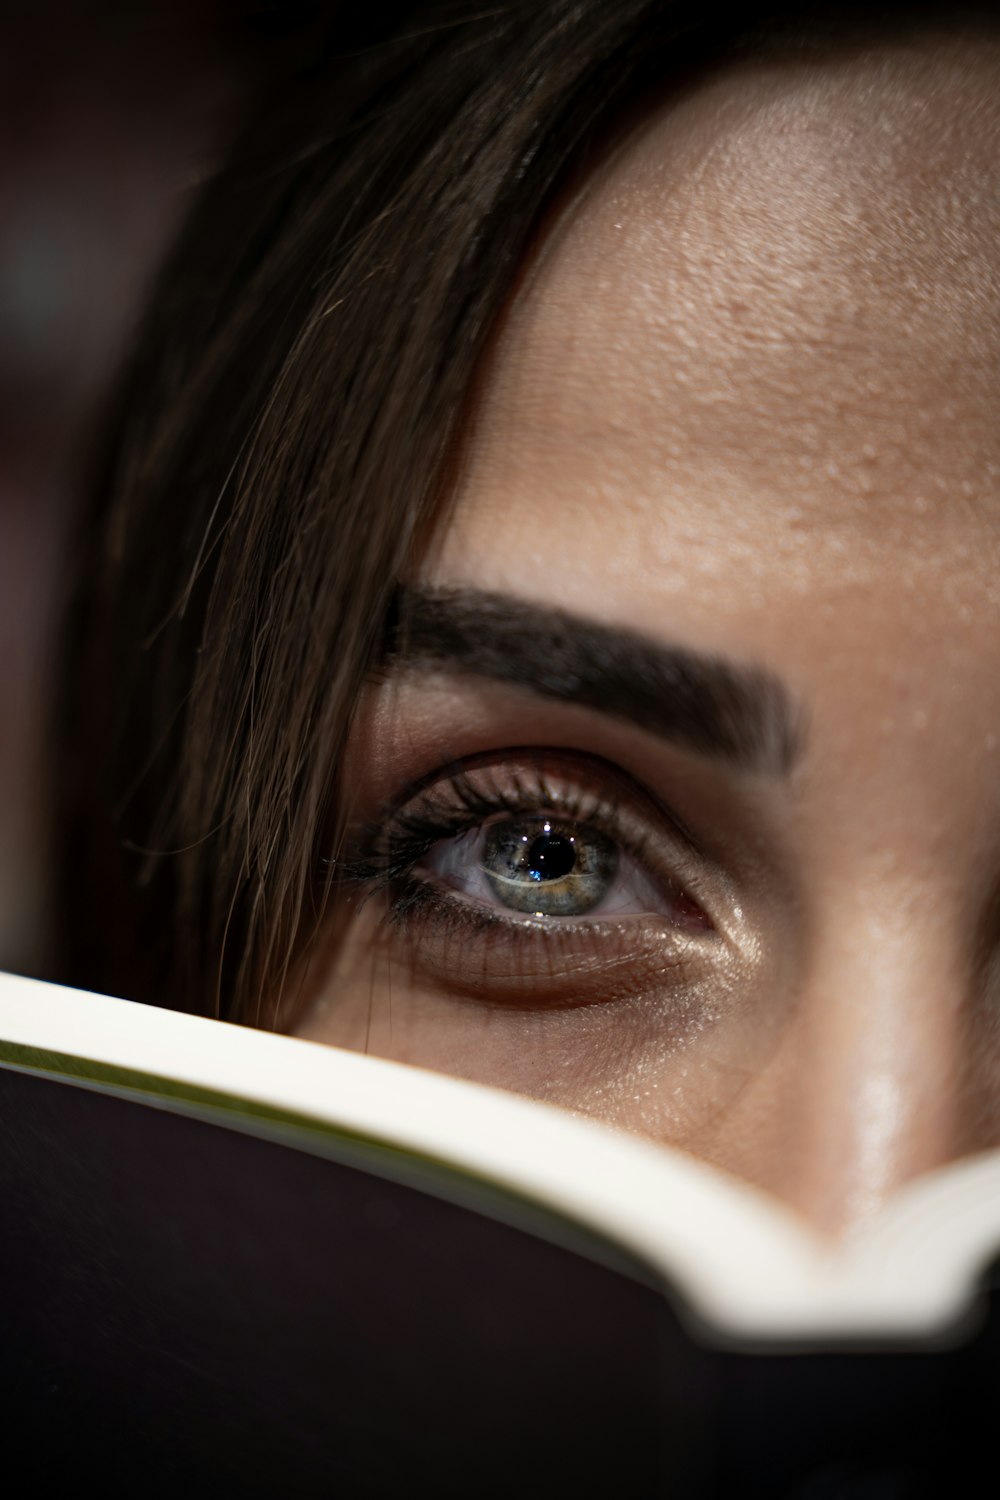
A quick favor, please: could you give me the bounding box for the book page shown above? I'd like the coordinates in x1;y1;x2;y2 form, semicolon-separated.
6;969;996;1341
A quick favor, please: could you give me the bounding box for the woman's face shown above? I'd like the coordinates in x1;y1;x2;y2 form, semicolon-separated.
297;30;1000;1234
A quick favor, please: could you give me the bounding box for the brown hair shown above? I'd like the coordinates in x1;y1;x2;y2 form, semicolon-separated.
54;0;992;1022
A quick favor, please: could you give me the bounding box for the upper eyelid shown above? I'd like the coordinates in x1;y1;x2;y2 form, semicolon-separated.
373;753;707;898
386;759;642;852
376;747;703;857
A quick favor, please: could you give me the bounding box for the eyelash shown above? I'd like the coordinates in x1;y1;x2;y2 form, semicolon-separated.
320;750;736;1013
337;752;713;942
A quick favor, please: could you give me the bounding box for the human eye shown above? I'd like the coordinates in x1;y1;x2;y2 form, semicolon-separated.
338;750;723;1008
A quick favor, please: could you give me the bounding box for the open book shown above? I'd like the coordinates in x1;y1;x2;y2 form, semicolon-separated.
3;970;999;1497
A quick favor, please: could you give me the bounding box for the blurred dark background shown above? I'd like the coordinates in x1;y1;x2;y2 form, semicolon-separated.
0;2;282;976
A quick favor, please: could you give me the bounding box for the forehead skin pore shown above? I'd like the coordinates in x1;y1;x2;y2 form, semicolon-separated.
438;29;1000;635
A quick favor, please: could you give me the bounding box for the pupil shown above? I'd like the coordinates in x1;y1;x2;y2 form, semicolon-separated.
526;833;576;882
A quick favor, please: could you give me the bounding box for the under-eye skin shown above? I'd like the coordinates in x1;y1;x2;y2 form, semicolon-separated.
336;750;729;1009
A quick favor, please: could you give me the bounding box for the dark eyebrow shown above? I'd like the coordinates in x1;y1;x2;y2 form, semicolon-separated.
384;587;805;776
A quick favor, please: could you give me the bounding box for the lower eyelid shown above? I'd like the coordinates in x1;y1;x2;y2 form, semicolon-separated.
375;873;719;1010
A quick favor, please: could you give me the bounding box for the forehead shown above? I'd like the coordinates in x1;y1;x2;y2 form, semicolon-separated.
441;29;1000;611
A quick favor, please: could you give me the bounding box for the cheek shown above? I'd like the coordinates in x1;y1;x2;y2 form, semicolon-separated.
293;891;789;1147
